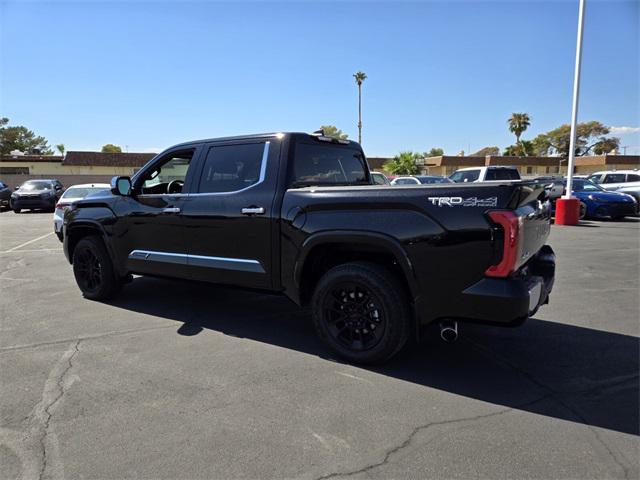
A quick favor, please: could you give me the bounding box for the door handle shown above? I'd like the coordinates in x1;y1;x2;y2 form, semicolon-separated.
163;207;181;214
241;207;265;215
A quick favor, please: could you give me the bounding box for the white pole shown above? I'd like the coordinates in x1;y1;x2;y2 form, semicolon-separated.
564;0;586;198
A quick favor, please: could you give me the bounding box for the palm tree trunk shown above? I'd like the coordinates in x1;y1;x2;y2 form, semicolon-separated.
358;84;362;145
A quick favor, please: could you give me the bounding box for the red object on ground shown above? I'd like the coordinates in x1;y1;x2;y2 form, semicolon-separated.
555;197;581;225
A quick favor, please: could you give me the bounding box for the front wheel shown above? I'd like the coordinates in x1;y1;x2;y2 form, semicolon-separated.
311;262;411;364
13;208;21;214
72;236;122;300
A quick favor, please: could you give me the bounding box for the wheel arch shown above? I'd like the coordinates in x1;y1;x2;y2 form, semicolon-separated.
65;221;111;265
293;231;418;307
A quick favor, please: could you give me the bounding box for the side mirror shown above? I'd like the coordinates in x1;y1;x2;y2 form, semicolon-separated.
111;176;132;196
14;186;19;190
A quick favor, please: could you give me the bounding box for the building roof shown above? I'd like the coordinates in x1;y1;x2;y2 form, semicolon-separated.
423;156;485;167
0;155;63;163
62;151;156;167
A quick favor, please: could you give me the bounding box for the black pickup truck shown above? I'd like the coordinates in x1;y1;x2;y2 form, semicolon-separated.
62;132;555;364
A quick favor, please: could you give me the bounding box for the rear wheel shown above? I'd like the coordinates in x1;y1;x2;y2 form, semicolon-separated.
311;262;411;364
13;208;21;214
72;236;122;300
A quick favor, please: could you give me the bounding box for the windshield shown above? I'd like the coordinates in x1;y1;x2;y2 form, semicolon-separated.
62;187;108;199
449;170;480;183
572;179;603;192
21;181;53;191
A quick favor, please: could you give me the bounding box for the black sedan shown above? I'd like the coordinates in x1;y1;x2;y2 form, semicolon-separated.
11;179;64;213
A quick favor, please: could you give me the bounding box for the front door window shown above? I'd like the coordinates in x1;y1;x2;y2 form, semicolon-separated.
138;150;195;195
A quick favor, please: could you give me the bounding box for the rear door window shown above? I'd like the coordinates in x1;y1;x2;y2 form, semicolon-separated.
626;174;640;182
291;143;368;187
198;143;266;194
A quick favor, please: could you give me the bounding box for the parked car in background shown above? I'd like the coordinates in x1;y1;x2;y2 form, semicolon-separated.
370;171;391;185
587;170;640;203
390;175;453;185
548;178;638;220
11;179;64;213
449;166;521;183
54;183;111;239
0;181;11;210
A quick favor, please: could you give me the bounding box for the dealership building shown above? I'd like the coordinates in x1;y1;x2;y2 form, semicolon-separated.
1;151;639;188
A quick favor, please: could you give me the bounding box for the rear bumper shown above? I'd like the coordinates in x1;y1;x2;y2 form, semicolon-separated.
446;246;555;326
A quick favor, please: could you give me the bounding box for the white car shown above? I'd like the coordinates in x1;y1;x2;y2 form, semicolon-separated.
587;170;640;203
449;166;521;183
53;183;110;239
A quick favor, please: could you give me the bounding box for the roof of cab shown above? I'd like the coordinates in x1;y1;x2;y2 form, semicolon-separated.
168;132;359;150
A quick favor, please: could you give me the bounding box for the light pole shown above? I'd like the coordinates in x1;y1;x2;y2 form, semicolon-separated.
556;0;586;225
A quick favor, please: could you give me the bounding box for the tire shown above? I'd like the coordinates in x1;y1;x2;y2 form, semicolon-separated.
13;208;20;214
579;202;587;220
612;215;626;221
311;262;411;364
72;235;122;300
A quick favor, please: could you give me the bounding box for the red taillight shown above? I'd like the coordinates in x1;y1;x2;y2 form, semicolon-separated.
485;210;522;277
55;202;70;210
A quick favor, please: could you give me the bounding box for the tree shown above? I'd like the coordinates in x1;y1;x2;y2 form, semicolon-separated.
592;137;620;155
353;71;367;144
0;117;53;155
101;144;122;153
533;121;619;157
424;147;444;157
319;125;348;140
507;113;531;147
470;146;500;156
384;151;421;175
503;140;534;156
56;144;65;156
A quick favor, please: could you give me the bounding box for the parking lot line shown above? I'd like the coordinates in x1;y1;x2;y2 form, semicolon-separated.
3;232;54;253
0;248;60;254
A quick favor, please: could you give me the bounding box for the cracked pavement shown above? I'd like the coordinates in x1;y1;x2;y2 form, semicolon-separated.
1;212;638;479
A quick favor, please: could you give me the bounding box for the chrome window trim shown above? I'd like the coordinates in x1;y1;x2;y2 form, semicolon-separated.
190;141;270;197
128;250;265;273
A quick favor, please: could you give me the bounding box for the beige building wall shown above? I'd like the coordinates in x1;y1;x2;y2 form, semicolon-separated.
0;161;138;176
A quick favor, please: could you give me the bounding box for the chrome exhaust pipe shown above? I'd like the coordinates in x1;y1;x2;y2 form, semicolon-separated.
439;320;458;343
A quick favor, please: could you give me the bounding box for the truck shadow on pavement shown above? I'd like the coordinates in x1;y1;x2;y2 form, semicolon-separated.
109;276;639;437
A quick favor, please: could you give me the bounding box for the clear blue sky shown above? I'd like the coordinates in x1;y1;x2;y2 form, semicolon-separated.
1;0;639;156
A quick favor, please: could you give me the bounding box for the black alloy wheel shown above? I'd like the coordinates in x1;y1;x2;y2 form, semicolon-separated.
75;247;103;293
322;282;386;352
72;236;122;300
312;262;411;364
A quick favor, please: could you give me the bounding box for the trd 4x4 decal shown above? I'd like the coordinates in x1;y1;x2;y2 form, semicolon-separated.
427;196;498;207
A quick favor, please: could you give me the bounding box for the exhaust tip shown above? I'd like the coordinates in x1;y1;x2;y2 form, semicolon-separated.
439;320;458;343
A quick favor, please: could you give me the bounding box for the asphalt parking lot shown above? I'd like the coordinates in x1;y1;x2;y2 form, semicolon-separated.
1;211;638;480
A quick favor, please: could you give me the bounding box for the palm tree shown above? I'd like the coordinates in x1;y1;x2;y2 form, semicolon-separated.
55;143;65;156
353;71;367;144
507;113;531;154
